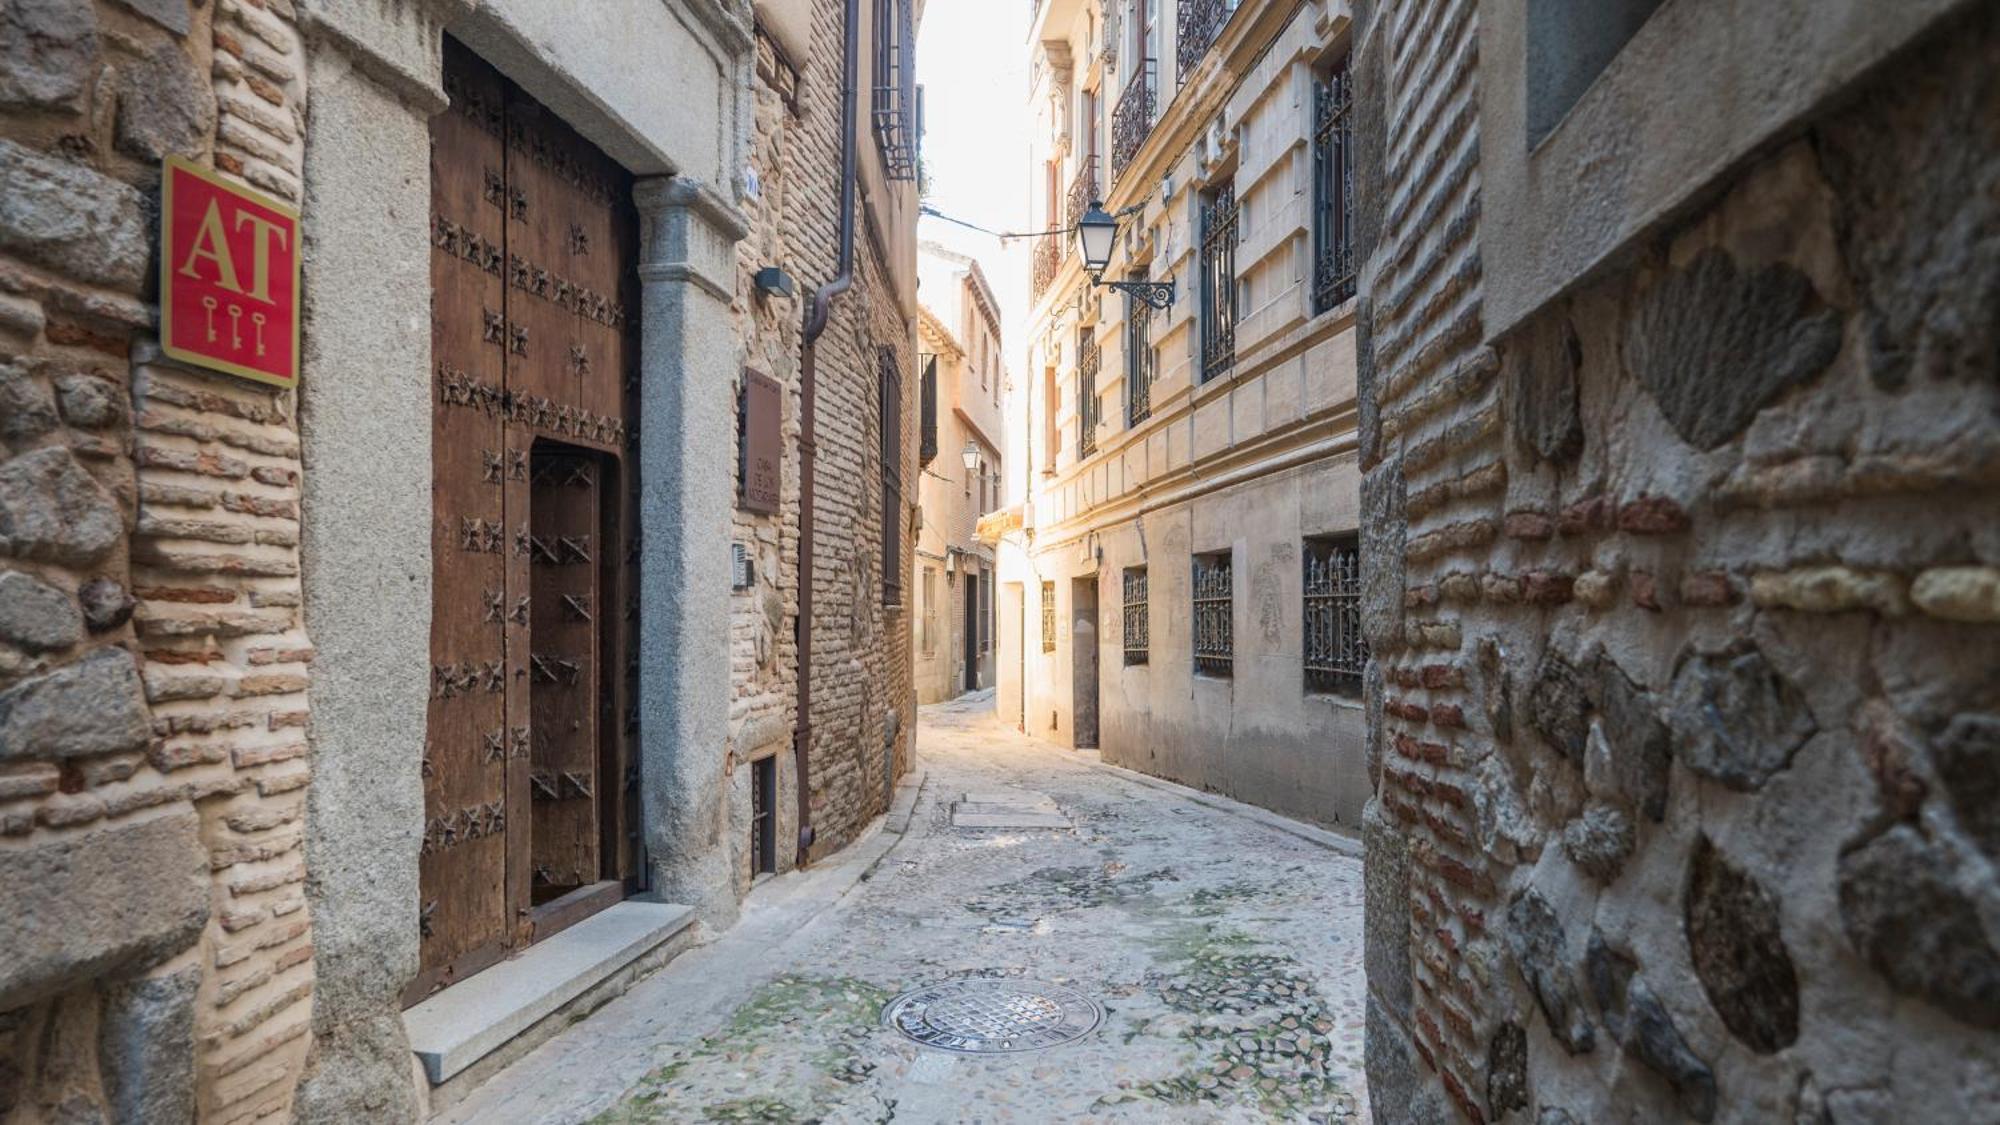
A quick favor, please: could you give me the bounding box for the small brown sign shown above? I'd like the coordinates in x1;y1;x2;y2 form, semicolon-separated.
739;369;782;514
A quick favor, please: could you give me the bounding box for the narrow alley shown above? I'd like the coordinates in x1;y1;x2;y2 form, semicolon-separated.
440;695;1368;1124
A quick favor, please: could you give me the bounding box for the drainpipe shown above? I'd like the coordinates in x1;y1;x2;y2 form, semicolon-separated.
795;0;860;867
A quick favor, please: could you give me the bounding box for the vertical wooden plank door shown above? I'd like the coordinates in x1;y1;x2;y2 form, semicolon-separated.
415;41;638;1005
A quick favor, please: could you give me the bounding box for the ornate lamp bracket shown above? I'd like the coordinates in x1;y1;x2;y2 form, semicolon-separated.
1090;273;1176;310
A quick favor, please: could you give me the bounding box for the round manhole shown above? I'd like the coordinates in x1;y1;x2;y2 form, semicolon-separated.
882;979;1104;1054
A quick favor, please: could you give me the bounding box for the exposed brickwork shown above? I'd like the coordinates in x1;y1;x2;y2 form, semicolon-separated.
1360;2;2000;1121
0;0;315;1119
726;5;918;886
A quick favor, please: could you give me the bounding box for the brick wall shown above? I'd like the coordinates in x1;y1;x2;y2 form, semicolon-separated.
0;0;317;1120
1359;1;2000;1122
729;2;918;881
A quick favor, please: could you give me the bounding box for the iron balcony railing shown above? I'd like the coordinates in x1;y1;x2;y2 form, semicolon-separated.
1177;0;1235;84
1065;154;1099;237
1110;58;1157;184
1031;232;1061;303
1077;329;1100;459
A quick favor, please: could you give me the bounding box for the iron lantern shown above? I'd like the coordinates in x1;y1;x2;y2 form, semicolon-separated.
1075;199;1175;310
961;441;982;472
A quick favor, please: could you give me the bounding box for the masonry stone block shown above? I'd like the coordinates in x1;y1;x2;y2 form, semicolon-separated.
110;0;191;35
99;965;200;1125
77;576;134;633
1487;1019;1529;1118
1838;824;2000;1031
1528;648;1591;764
1561;801;1633;883
0;361;59;444
0;807;209;1008
0;0;97;109
1815;9;2000;390
0;139;149;290
1363;799;1411;1018
0;570;83;651
1667;645;1816;790
1684;836;1799;1053
1505;889;1593;1055
1359;459;1405;653
115;39;216;161
1624;249;1841;450
1505;309;1582;464
53;373;123;430
1593;655;1670;821
0;446;124;564
1365;992;1448;1125
1932;712;2000;860
1586;930;1716;1122
0;646;150;761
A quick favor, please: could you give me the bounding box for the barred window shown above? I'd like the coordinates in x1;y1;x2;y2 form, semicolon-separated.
1304;534;1366;695
1126;274;1155;425
1122;567;1149;665
1312;55;1356;313
871;0;918;180
920;566;937;655
879;350;902;605
1041;580;1057;653
1078;327;1100;459
981;567;992;652
1199;179;1238;381
1192;550;1232;677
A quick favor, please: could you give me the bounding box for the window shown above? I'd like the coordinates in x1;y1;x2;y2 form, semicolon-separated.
1041;580;1057;653
751;754;777;876
1192;550;1232;677
1178;0;1237;84
1526;0;1667;147
1199;179;1238;381
1312;54;1356;313
879;350;902;605
1126;273;1155;425
1304;534;1366;695
1043;367;1059;473
1122;567;1149;665
1077;327;1100;459
921;566;937;655
918;352;938;467
871;0;918;179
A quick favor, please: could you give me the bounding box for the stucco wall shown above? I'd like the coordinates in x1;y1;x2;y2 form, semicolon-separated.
1358;0;2000;1121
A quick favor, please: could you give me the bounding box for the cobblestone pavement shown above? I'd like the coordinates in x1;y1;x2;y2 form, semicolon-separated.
446;693;1368;1124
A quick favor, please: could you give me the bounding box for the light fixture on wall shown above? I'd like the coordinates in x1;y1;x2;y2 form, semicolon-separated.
1076;200;1175;310
961;441;981;471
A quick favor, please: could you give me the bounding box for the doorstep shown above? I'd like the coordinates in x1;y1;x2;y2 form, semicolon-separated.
404;900;696;1086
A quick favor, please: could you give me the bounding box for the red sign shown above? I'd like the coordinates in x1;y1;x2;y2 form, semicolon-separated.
160;156;301;388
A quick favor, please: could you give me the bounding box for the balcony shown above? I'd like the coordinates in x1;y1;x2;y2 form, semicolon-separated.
1031;233;1061;303
1177;0;1236;84
1065;155;1099;237
1110;58;1157;185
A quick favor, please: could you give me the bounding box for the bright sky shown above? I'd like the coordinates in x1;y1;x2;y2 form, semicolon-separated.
917;1;1032;365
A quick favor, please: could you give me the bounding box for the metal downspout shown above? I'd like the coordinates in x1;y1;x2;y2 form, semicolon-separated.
795;0;861;867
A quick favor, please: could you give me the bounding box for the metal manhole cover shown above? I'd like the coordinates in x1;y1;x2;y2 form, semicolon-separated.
882;979;1103;1054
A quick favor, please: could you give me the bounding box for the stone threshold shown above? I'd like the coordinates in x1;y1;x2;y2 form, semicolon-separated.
405;900;696;1087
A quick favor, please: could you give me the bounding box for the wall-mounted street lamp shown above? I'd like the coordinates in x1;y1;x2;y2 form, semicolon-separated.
961;441;982;472
1075;200;1175;310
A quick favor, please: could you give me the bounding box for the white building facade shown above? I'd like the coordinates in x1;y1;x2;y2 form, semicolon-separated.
1004;0;1368;829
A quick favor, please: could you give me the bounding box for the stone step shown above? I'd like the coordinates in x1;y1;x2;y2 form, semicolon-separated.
404;900;695;1086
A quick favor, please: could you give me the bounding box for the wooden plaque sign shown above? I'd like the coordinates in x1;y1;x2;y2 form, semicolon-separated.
740;368;782;514
160;155;301;388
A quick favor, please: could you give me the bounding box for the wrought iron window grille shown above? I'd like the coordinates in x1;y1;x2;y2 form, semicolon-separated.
1032;232;1061;302
918;352;938;466
1078;328;1100;459
1123;567;1149;665
1041;581;1057;653
872;0;919;181
1312;57;1357;313
1066;155;1099;237
879;350;903;606
1199;180;1239;382
1192;551;1233;677
1126;274;1155;425
1304;534;1366;695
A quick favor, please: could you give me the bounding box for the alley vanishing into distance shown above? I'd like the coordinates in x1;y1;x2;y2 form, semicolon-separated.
440;694;1368;1124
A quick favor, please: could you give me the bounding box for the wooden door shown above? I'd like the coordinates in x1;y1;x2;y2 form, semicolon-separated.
415;41;639;1004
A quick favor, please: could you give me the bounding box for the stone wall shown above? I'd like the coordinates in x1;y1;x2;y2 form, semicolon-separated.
727;2;917;884
1359;0;2000;1121
1;0;319;1120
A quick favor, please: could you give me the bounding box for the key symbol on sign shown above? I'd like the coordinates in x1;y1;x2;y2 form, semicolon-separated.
201;296;220;342
251;312;268;357
227;304;244;350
